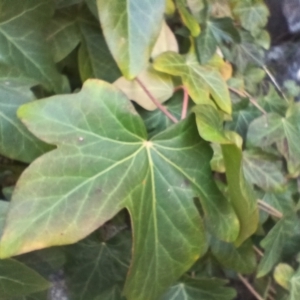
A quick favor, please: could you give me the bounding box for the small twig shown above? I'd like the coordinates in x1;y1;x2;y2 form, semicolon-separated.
253;245;264;257
229;87;267;115
238;274;264;300
174;85;189;119
136;78;178;123
257;200;283;219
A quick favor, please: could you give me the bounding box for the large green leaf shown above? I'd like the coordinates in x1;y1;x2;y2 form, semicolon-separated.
153;51;232;114
0;0;65;92
65;231;131;300
161;277;237;300
0;83;52;163
0;79;242;300
96;0;165;79
257;215;297;278
0;259;50;298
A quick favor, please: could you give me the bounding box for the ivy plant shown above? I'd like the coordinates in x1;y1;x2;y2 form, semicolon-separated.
0;0;300;299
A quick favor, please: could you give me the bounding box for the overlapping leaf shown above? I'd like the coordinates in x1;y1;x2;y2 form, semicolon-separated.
289;266;300;300
194;104;258;245
0;0;65;92
0;79;243;300
0;259;50;299
97;0;165;79
161;277;236;300
257;215;297;278
153;51;232;114
0;83;52;163
65;231;131;300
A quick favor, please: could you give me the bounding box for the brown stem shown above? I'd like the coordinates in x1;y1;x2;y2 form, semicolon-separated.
238;274;264;300
253;245;264;257
136;78;178;123
174;85;189;119
258;200;283;219
229;87;267;115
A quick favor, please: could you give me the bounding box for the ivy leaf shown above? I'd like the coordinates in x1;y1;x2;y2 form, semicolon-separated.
195;18;240;64
194;104;258;245
175;0;201;37
274;263;294;290
78;10;121;83
0;259;50;298
65;231;131;300
257;215;297;278
0;83;52;163
161;277;237;300
289;266;300;300
243;150;287;192
0;0;65;92
231;0;269;36
0;80;224;300
210;238;256;274
96;0;165;79
153;51;232;114
195;24;217;64
46;7;81;63
113;66;174;111
151;21;179;58
222;140;258;245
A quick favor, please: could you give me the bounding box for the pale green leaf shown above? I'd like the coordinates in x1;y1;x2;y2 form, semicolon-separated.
274;263;294;290
97;0;165;79
153;51;232;114
161;277;236;300
289;266;300;300
232;0;269;36
114;65;174;111
211;238;256;274
0;84;52;163
0;259;50;298
175;0;201;37
151;21;179;58
0;80;219;300
257;215;297;278
0;0;65;92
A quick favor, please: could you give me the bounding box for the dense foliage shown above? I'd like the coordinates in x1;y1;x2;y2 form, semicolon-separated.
0;0;300;299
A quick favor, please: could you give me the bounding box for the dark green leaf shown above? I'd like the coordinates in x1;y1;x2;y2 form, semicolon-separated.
161;277;237;300
0;259;50;298
0;0;65;92
257;215;297;277
65;232;131;300
211;238;256;274
0;83;52;163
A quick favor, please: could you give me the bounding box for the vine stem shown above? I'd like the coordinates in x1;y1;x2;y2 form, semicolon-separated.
229;87;267;115
174;85;189;119
136;78;178;123
238;274;264;300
